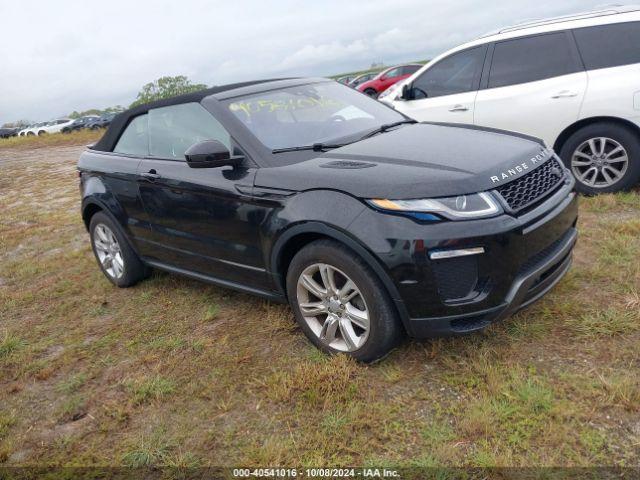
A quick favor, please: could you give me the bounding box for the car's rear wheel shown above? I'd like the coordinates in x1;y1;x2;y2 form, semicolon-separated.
363;88;378;98
286;239;403;362
37;130;46;136
89;211;148;287
560;122;640;194
27;132;35;136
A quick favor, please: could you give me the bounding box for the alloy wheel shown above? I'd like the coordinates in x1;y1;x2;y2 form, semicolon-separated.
571;137;629;188
296;263;370;352
93;223;125;279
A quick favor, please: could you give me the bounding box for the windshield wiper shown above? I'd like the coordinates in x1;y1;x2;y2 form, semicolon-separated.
358;119;417;141
270;120;417;153
272;143;348;154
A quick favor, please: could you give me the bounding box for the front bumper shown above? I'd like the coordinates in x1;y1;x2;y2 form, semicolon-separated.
348;177;579;337
407;225;576;337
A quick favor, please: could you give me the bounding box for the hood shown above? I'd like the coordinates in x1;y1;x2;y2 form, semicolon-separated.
255;123;552;199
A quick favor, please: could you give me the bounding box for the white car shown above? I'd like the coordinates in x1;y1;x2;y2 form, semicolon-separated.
19;122;46;136
20;119;74;136
382;6;640;194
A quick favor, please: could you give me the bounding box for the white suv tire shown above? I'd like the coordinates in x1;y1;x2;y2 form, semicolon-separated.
560;122;640;195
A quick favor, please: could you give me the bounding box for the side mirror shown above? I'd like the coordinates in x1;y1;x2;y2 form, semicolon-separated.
401;84;412;100
185;140;241;169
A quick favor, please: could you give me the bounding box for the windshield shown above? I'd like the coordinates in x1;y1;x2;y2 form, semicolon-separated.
224;81;404;150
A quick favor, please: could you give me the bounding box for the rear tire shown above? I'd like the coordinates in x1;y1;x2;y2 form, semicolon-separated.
286;239;404;362
363;88;378;98
89;211;149;287
559;122;640;194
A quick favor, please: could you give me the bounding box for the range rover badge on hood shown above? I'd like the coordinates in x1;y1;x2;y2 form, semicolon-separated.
490;148;550;184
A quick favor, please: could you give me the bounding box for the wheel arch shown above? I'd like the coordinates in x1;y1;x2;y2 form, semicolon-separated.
553;116;640;153
270;222;412;331
81;200;105;231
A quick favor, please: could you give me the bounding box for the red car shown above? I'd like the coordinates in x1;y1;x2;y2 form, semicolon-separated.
356;64;422;97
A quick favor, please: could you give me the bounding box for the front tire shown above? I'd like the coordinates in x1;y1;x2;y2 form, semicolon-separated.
560;122;640;194
89;212;148;287
286;240;403;362
363;88;378;98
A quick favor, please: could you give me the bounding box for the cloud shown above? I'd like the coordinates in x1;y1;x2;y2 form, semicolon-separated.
278;39;368;71
0;0;607;124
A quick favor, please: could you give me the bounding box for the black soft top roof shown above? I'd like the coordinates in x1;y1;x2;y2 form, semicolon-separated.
91;78;295;152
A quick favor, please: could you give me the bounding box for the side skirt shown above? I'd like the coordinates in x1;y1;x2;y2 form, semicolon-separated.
143;258;287;304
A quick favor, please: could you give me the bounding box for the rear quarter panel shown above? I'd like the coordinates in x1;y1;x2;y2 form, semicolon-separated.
78;150;149;246
580;63;640;127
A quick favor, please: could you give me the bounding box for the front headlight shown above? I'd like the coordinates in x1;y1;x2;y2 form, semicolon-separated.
368;192;501;220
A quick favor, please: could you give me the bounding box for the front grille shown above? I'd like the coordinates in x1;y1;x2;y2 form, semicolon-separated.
496;158;565;212
432;256;478;301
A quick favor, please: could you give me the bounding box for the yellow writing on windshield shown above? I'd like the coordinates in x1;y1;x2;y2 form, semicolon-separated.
230;97;343;117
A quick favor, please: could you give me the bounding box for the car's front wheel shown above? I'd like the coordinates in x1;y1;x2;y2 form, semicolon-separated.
363;88;378;98
286;240;403;362
89;211;149;287
560;122;640;194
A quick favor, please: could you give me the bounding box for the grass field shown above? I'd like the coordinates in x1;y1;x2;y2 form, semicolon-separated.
0;144;639;468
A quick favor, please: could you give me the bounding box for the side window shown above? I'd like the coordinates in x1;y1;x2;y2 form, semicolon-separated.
411;46;485;99
113;114;149;156
402;65;421;75
148;103;231;159
488;32;579;89
573;21;640;70
384;67;402;78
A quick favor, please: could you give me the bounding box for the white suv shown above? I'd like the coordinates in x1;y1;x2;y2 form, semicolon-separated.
381;6;640;194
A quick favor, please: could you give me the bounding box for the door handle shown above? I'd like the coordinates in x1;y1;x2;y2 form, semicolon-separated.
448;104;469;112
141;169;161;181
551;90;578;99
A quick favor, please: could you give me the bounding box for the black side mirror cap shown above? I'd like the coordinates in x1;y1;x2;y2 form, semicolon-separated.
185;140;242;169
401;84;413;100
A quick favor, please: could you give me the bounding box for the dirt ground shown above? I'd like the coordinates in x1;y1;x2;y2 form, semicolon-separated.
0;144;639;468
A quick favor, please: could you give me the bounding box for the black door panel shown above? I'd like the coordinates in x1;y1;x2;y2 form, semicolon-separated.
137;159;269;289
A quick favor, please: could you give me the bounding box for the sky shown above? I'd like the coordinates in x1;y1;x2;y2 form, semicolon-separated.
0;0;608;125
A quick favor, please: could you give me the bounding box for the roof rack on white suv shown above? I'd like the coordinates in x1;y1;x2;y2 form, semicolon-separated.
479;4;640;38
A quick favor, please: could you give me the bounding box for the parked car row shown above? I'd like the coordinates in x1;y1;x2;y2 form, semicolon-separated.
61;113;117;133
1;113;118;139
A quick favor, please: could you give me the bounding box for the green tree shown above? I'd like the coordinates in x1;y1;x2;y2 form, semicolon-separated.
130;76;208;108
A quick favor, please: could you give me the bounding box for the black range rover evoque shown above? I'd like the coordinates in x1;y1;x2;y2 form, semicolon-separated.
78;78;578;362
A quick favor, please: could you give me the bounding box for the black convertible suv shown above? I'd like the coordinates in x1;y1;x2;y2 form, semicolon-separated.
78;78;578;362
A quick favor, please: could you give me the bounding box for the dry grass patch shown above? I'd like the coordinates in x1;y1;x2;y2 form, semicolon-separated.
0;129;102;150
259;354;362;407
